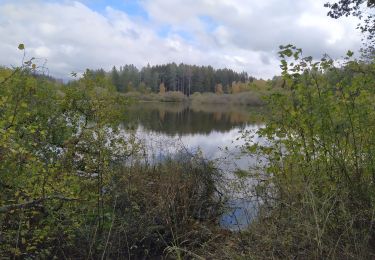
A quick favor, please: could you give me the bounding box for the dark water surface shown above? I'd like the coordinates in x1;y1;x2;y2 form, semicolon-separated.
125;102;266;230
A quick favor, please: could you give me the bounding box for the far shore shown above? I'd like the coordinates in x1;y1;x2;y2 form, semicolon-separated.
122;91;269;106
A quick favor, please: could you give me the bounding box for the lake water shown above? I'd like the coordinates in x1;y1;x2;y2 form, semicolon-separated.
125;102;266;230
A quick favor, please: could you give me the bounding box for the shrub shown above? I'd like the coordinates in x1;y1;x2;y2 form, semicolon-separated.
99;154;224;259
160;91;188;102
240;46;375;259
0;62;223;258
190;92;264;106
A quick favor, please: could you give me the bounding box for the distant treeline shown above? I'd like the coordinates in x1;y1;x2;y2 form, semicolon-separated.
91;63;253;95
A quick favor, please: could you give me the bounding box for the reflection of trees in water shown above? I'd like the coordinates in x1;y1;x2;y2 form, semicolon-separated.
125;102;265;135
213;112;223;122
159;110;166;121
229;113;248;124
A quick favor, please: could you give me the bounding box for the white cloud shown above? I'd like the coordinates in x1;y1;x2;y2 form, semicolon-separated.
0;0;362;79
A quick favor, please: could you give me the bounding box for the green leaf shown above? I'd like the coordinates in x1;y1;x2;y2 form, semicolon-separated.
18;43;25;50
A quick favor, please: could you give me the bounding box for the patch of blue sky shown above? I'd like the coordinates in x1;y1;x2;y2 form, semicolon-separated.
157;24;172;38
157;25;194;42
175;30;194;42
199;15;219;32
78;0;149;20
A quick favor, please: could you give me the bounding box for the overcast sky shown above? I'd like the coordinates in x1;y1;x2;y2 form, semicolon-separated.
0;0;362;79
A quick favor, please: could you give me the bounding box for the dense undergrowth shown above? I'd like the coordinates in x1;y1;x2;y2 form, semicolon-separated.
238;46;375;259
0;51;225;259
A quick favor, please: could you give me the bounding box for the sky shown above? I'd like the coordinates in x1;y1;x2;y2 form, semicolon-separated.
0;0;362;80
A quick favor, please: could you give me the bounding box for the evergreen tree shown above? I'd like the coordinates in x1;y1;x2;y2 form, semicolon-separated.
108;63;252;94
111;66;122;92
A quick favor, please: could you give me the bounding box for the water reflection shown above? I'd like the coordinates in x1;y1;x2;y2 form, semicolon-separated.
125;102;266;230
126;102;265;135
220;198;259;231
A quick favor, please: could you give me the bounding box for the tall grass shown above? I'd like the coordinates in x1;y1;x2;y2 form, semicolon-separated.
77;153;224;259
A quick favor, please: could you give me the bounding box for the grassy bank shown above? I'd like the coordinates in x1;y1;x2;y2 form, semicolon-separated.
189;91;265;106
122;83;279;106
123;90;267;106
123;91;188;102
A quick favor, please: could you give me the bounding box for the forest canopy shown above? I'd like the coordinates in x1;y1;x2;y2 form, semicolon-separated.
104;63;252;95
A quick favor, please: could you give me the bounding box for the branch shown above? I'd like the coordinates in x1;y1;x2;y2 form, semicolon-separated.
0;68;20;86
0;195;80;213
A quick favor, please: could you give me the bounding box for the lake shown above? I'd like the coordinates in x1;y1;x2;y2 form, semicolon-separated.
125;102;267;230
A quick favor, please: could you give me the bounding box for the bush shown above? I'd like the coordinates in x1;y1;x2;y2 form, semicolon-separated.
98;154;224;259
190;92;265;106
160;91;188;102
123;91;188;103
239;46;375;259
0;62;223;259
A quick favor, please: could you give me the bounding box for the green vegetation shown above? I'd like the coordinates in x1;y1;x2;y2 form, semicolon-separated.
4;45;375;259
189;92;264;106
85;60;281;105
0;53;226;258
119;78;279;106
3;1;375;258
237;46;375;258
123;90;189;102
108;63;251;95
